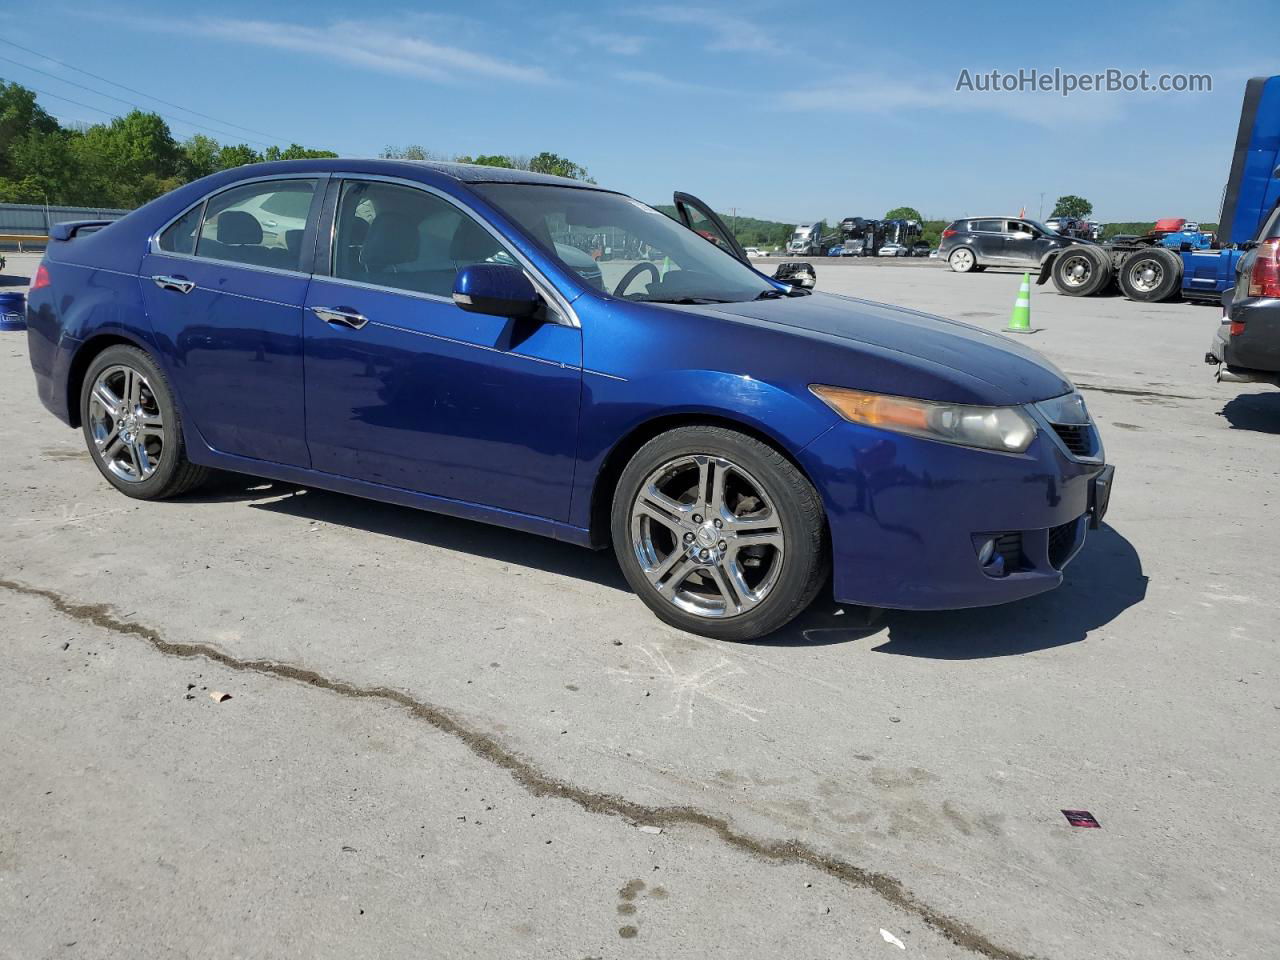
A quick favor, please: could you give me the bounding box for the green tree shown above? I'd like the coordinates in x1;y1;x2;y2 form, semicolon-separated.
214;143;262;170
884;206;924;221
381;144;437;160
265;143;338;162
1050;195;1093;219
71;111;182;206
460;153;515;168
527;151;594;182
180;134;221;180
0;80;59;171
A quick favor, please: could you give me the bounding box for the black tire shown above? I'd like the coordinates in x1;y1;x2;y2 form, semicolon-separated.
79;344;209;500
1051;245;1112;297
1117;247;1182;302
948;247;978;273
610;425;829;641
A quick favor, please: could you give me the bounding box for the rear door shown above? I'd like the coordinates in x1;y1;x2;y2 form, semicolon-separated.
673;192;751;264
139;175;324;467
970;219;1009;262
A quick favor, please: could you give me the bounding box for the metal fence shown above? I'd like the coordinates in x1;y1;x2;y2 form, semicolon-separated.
0;202;131;247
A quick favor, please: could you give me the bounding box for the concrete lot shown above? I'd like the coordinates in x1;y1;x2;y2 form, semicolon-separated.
2;252;1277;959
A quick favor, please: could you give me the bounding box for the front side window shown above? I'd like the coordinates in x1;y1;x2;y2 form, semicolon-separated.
474;184;775;304
331;180;520;299
195;179;318;271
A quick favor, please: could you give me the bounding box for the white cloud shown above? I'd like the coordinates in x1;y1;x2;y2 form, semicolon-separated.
612;69;729;95
644;6;785;54
109;14;554;86
579;28;649;56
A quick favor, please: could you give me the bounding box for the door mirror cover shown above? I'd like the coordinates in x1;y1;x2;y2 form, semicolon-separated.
453;264;541;318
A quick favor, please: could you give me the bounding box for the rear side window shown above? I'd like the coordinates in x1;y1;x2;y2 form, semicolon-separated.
969;219;1004;233
158;203;203;255
331;180;519;298
195;179;318;271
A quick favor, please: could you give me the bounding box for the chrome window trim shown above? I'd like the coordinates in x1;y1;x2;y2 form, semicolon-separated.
325;173;580;329
145;170;581;328
147;172;324;280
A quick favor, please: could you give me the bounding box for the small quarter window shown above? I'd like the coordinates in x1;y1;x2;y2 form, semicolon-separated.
158;203;203;255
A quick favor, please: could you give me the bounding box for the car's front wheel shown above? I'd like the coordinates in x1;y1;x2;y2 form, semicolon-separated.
80;344;209;500
948;248;977;273
611;425;829;640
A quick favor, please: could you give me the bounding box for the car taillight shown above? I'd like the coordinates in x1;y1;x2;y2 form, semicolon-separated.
31;263;51;290
1248;239;1280;298
941;228;957;239
1229;320;1246;336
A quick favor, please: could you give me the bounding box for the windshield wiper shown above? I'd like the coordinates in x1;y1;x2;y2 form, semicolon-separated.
753;289;786;300
642;296;731;304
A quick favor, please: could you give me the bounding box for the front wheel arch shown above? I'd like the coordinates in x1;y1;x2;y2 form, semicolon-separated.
587;413;823;550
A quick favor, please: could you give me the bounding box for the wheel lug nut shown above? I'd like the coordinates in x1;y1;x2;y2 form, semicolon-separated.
692;515;702;524
714;518;722;528
683;532;694;543
699;549;710;560
718;540;727;550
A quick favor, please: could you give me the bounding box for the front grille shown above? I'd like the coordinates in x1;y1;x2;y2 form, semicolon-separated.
1048;518;1080;569
1051;423;1094;457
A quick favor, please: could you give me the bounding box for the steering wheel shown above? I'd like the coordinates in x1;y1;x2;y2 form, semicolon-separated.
613;261;660;298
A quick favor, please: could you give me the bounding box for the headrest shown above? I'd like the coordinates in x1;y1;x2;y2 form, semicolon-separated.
450;218;501;262
216;210;262;245
361;212;420;269
284;229;304;257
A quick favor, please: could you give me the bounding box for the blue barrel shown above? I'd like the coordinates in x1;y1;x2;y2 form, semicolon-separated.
0;291;25;331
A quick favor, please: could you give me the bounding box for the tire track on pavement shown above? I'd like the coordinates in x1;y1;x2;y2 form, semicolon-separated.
1;577;1035;960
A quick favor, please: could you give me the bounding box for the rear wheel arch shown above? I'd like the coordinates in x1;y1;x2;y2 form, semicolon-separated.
587;413;823;550
66;333;153;428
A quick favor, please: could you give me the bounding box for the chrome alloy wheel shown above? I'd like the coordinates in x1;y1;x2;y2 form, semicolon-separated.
87;364;165;482
1060;253;1094;288
949;248;975;272
630;455;784;619
1128;258;1163;293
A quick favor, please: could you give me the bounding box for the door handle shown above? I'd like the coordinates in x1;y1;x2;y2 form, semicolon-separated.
152;274;195;294
311;306;369;330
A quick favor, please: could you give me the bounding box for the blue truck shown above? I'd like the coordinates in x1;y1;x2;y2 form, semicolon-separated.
1039;75;1280;303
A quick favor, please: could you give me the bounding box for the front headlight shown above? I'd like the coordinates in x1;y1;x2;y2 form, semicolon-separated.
810;385;1037;453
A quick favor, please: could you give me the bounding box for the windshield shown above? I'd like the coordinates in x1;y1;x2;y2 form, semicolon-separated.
1026;219;1056;235
473;183;773;304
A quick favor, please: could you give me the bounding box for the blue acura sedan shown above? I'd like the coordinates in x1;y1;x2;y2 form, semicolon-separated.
26;159;1113;640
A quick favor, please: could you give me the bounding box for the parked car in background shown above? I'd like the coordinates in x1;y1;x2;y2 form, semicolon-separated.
743;246;766;259
1207;202;1280;388
938;217;1081;273
878;242;907;257
910;242;932;257
27;158;1112;641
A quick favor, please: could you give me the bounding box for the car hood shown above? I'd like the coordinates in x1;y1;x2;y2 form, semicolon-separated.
693;292;1073;405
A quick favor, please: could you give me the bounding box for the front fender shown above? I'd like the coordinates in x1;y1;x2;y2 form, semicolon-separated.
567;366;837;532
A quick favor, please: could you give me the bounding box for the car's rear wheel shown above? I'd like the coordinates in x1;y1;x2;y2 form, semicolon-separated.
948;248;977;273
611;425;828;641
1117;248;1182;302
80;345;208;499
1052;245;1112;297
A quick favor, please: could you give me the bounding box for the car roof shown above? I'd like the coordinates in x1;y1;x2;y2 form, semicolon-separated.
207;157;604;190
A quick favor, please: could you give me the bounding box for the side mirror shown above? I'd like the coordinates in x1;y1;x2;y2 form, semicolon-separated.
453;264;541;319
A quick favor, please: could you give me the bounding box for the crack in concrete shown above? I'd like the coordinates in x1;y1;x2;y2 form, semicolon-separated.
2;577;1034;960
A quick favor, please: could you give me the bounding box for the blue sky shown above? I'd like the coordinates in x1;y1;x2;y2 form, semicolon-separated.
5;1;1278;223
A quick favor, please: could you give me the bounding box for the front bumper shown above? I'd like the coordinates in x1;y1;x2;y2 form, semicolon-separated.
799;421;1110;610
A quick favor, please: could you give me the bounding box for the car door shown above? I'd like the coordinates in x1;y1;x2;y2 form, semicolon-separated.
969;219;1009;262
673;192;751;264
1003;220;1041;265
301;177;582;521
140;175;324;467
